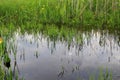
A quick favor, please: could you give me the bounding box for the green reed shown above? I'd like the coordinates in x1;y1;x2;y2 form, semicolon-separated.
0;25;19;80
0;0;120;27
89;68;112;80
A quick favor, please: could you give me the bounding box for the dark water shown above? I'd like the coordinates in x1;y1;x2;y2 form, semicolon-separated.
7;29;120;80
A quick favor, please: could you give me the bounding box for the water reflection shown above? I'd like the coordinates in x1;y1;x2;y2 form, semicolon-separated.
7;30;120;80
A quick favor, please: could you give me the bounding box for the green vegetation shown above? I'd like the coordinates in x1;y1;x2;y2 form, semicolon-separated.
0;63;4;80
0;0;120;27
77;68;112;80
97;69;112;80
0;35;11;80
0;36;4;80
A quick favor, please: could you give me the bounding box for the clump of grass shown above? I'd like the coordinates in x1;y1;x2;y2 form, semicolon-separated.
97;68;112;80
0;0;120;27
0;64;4;80
89;68;112;80
0;27;19;80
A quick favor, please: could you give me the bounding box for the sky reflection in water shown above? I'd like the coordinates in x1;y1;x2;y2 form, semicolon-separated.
8;30;120;80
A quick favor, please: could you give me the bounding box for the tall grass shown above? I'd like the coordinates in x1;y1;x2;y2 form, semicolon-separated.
0;26;19;80
0;0;120;27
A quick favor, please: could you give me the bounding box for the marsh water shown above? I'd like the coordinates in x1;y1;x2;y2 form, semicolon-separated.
7;28;120;80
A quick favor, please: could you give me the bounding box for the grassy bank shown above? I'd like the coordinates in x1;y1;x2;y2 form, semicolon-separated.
0;0;120;27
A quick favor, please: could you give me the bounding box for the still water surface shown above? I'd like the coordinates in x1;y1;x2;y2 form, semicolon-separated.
8;29;120;80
